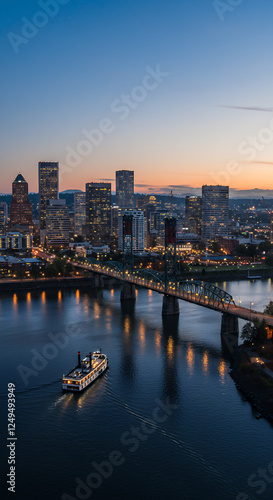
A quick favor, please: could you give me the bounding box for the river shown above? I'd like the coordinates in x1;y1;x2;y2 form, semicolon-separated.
1;279;273;500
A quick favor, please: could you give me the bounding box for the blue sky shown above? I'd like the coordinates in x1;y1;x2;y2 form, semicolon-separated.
1;0;273;196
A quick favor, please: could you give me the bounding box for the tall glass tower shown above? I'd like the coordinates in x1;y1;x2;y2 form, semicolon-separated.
38;162;59;230
86;183;111;244
201;185;229;240
115;170;134;208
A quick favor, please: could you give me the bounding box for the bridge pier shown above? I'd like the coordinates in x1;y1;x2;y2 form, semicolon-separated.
162;295;179;316
91;273;104;288
120;282;136;301
221;313;239;356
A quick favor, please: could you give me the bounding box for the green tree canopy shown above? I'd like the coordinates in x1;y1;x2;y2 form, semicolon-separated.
241;318;267;345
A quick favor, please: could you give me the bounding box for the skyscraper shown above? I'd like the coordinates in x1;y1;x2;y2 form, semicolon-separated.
74;192;86;237
185;196;202;235
118;209;144;253
39;162;59;230
46;199;69;248
0;202;8;235
201;185;229;240
116;170;134;208
10;173;33;229
86;183;111;244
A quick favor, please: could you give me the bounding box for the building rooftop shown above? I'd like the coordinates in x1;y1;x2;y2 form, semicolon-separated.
14;173;26;183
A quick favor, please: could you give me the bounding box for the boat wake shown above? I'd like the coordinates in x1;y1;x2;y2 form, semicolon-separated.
105;388;237;490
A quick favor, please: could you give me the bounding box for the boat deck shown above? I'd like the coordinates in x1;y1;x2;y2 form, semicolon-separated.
65;359;103;380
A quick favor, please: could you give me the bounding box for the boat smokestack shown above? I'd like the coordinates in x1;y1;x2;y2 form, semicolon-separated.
78;352;81;367
89;352;92;369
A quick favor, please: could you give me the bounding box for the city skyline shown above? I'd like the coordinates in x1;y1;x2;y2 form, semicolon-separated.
2;2;273;196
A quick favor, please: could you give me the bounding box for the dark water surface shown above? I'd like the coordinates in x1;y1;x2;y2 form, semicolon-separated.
1;279;273;500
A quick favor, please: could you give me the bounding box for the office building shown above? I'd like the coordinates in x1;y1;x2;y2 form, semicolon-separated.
150;210;169;247
111;205;122;241
46;199;69;248
201;185;229;240
86;183;111;244
10;174;33;229
39;162;59;230
116;170;134;208
0;202;8;235
185;196;202;235
118;209;144;253
74;192;86;236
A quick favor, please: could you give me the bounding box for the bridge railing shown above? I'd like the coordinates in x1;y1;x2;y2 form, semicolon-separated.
73;258;234;311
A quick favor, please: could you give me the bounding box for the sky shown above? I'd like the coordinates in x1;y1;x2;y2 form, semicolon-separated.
1;0;273;197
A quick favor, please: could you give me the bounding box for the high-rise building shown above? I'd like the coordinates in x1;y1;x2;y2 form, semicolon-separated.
111;205;122;241
150;210;169;247
74;192;86;237
46;199;69;248
0;202;8;235
116;170;134;208
86;183;111;244
39;162;59;230
118;209;144;253
201;185;229;240
10;173;33;229
185;196;202;235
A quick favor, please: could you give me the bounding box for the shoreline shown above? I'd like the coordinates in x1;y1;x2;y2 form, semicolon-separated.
0;276;117;292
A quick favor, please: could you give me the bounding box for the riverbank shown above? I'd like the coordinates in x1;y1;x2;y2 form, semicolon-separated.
230;346;273;425
184;268;273;282
0;276;117;292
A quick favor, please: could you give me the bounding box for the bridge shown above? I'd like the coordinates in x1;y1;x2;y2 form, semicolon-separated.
34;249;273;337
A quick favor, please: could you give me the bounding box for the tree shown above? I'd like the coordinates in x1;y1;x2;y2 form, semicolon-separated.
264;301;273;316
30;264;41;281
241;318;267;345
259;241;272;253
16;267;26;281
211;242;220;253
265;255;273;267
65;262;73;276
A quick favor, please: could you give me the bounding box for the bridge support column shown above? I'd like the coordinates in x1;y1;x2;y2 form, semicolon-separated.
121;282;136;301
221;313;239;356
91;273;104;288
162;295;179;316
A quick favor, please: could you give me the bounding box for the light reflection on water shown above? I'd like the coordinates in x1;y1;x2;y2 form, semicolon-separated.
1;281;273;500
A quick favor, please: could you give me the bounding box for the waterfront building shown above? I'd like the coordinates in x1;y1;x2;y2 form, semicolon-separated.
46;199;69;248
115;170;134;208
0;231;33;250
39;162;59;230
201;185;229;240
10;174;33;229
86;183;111;244
0;202;8;235
118;208;144;253
185;196;202;235
74;192;86;237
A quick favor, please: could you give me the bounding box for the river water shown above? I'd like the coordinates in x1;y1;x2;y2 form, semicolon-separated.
1;279;273;500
